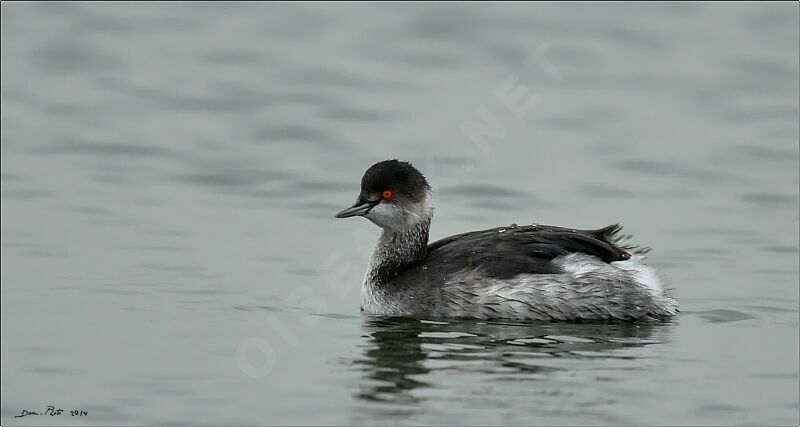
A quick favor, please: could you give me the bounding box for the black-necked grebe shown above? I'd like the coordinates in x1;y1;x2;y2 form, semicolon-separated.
335;160;678;321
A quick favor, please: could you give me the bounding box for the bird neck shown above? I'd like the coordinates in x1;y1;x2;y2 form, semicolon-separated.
365;217;431;286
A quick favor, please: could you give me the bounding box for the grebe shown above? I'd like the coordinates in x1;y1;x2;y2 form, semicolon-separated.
335;160;678;321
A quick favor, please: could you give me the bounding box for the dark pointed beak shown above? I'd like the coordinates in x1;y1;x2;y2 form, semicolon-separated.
335;197;378;218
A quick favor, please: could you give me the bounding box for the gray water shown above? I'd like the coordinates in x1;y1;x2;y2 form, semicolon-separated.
1;2;798;425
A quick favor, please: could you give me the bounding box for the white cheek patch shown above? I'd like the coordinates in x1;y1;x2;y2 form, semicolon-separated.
365;202;405;229
405;189;434;225
364;190;434;230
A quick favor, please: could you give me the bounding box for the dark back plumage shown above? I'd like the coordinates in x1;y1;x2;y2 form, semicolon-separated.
423;223;631;280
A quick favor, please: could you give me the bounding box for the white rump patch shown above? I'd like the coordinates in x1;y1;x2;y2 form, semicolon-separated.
556;253;664;293
611;257;663;292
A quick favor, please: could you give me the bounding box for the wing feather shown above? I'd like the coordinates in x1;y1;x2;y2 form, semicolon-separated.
424;224;631;279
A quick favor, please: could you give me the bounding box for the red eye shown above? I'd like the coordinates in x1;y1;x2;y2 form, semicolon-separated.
381;189;393;201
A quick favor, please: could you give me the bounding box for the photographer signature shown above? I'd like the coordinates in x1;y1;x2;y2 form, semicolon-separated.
14;405;88;418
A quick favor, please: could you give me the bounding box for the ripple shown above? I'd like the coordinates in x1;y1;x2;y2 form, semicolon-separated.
544;335;596;344
250;124;350;149
440;184;524;199
467;200;522;211
34;41;122;73
171;168;294;191
730;145;800;164
603;25;669;50
195;49;275;66
614;159;726;182
511;337;555;345
727;57;799;82
231;304;281;312
135;263;200;272
22;249;67;258
742;305;797;314
281;68;399;90
693;309;756;323
754;268;798;277
543;117;597;131
722;105;800;124
286;268;324;276
288;179;353;193
292;201;345;217
578;183;640;199
26;366;81;375
740;192;798;206
162;288;235;295
89;287;146;296
33;139;174;159
321;107;397;122
313;313;360;320
0;172;22;182
762;245;800;253
419;331;478;339
120;244;185;253
1;188;55;200
116;83;266;113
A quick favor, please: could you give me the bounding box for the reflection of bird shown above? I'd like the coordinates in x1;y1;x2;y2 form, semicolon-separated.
352;317;431;405
336;160;678;321
351;316;665;406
